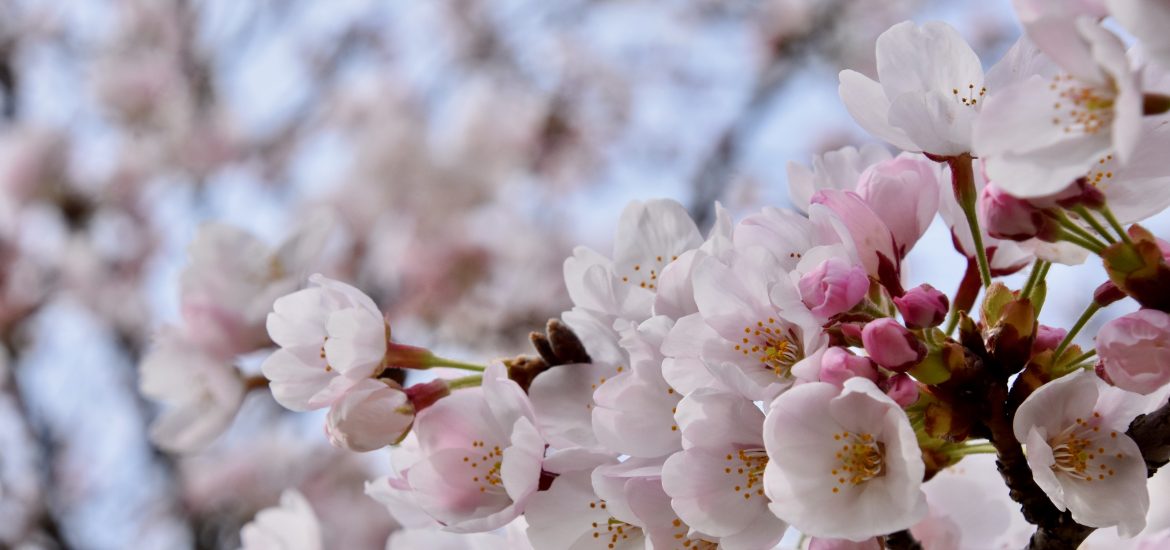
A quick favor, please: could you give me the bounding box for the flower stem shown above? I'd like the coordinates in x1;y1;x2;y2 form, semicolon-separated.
428;356;487;372
1053;302;1101;361
1100;204;1133;246
1071;206;1116;244
1019;260;1050;303
1056;230;1106;255
1051;212;1109;251
948;155;992;288
446;375;483;390
955;441;997;456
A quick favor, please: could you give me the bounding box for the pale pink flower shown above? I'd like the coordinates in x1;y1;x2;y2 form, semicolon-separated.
180;220;330;358
662;389;788;549
861;319;925;372
653;202;735;320
138;327;245;453
798;257;870;322
591;316;683;458
1013;370;1153;535
732;206;816;272
669;249;826;402
401;363;545;532
854;155;941;257
839;21;985;155
1097;310;1170;395
911;453;1032;550
787;144;893;213
976;18;1142;197
239;489;323;550
809;191;898;282
563;199;702;322
261;274;388;411
763;378;928;541
525;452;648;550
326;378;414;453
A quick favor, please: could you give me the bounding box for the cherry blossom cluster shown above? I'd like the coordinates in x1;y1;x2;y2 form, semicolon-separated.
141;3;1170;549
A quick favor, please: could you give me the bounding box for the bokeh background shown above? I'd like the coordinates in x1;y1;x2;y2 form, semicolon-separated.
0;1;1155;548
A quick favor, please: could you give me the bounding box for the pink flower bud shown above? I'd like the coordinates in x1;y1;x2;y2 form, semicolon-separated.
861;318;926;372
385;343;437;370
798;258;870;320
819;347;879;386
1096;309;1170;395
979;183;1049;241
1032;324;1067;354
893;284;948;329
881;373;919;407
325;379;414;452
404;378;451;411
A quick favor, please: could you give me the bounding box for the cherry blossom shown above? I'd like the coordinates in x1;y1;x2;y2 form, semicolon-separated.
261;274;388;411
401;363;545;532
764;378;927;541
839;21;985;156
661;389;788;549
1013;370;1151;536
239;489;323;550
138;327;245;452
325;378;414;453
1096;310;1170;395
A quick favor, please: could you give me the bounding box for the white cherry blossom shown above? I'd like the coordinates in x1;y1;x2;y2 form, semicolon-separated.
763;378;927;541
240;489;322;550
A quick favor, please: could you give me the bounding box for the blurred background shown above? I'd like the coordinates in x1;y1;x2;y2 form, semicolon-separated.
0;0;1138;548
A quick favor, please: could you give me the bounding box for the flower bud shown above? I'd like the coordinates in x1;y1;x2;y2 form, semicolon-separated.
881;373;919;407
861;318;926;372
818;347;879;386
1093;281;1127;307
404;378;451;411
798;258;870;320
326;379;414;452
1096;309;1170;395
979;183;1051;241
893;284;948;329
1031;324;1067;354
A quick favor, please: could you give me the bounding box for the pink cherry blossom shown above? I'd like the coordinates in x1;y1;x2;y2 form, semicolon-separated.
816;347;880;388
855;155;941;256
763;378;927;541
787;144;892;213
978;183;1050;241
239;489;322;550
1013;370;1153;535
325;378;414;453
402;363;546;533
138;327;245;452
839;21;985;155
661;389;788;549
1096;310;1170;395
261;274;388;411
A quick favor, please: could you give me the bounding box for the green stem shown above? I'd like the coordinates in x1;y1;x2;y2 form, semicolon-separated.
1019;260;1050;302
1051;212;1110;251
428;356;487;372
948;155;992;288
1100;204;1133;246
1071;206;1116;244
446;374;483;390
1057;230;1106;255
1053;302;1102;361
954;442;997;456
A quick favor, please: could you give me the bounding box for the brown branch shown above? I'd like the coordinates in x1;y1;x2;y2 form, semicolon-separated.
882;529;923;550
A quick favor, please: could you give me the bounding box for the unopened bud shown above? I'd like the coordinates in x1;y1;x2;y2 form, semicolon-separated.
894;284;949;329
861;318;926;372
819;347;879;386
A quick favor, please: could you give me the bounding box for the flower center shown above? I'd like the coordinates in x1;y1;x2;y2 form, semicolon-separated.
723;448;768;501
951;83;986;107
664;518;717;549
830;431;885;493
734;319;802;378
619;254;679;291
463;439;505;493
1050;413;1119;482
1049;75;1115;135
1086;153;1116;187
588;506;643;549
